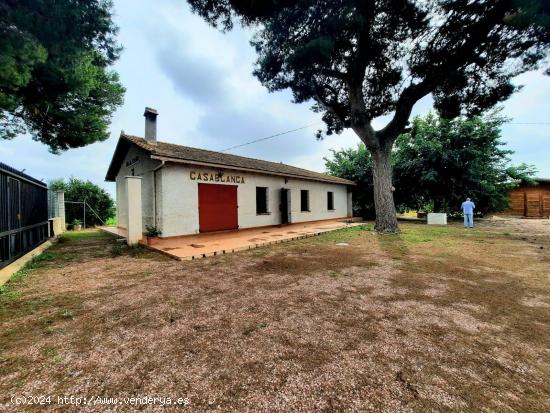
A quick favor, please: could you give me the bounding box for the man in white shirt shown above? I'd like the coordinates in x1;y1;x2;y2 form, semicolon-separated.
461;198;476;228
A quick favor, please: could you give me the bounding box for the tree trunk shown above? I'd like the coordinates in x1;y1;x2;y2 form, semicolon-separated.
370;144;400;233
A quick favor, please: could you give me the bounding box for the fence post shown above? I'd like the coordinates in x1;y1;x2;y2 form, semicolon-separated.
125;176;142;245
48;191;65;236
56;191;65;230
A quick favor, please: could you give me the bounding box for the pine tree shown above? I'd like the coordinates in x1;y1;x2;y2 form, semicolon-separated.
187;0;549;232
0;0;125;152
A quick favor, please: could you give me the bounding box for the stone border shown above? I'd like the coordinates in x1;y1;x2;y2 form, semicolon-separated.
0;240;54;287
140;224;361;261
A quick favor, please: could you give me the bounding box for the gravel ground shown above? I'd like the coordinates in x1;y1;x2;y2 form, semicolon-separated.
1;219;549;412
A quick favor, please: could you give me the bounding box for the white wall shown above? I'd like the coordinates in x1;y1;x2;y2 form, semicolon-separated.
116;174;127;228
158;164;198;236
115;145;161;229
158;164;351;237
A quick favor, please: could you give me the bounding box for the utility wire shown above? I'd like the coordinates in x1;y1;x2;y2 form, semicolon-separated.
219;120;549;153
507;122;550;125
220;122;321;152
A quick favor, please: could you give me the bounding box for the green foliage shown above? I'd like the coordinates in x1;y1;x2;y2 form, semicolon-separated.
59;229;113;240
325;145;375;219
508;0;550;75
394;112;537;214
326;112;537;216
188;0;549;126
60;309;74;320
506;1;550;34
109;242;148;258
0;251;57;297
110;244;123;257
0;0;125;151
49;178;114;226
26;252;58;269
312;224;373;244
144;225;162;237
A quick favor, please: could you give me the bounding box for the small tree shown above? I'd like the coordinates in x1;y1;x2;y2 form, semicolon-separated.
49;178;115;227
0;0;125;152
187;0;550;232
325;145;375;219
325;112;537;216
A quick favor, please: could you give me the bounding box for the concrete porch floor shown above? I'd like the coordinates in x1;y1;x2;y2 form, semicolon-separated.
100;226;127;238
102;219;361;260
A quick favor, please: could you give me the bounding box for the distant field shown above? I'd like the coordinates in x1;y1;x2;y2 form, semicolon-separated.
1;219;549;412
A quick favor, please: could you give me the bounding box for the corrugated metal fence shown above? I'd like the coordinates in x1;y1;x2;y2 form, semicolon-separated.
0;162;49;269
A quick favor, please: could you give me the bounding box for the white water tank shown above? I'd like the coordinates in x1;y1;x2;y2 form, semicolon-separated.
427;213;447;225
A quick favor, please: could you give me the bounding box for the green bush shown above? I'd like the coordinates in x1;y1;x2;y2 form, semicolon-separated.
110;244;123;257
49;178;115;226
145;225;161;237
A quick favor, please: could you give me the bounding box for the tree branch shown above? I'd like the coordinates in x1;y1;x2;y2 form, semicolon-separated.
314;84;347;125
319;68;348;80
377;3;510;144
345;2;377;147
377;80;433;142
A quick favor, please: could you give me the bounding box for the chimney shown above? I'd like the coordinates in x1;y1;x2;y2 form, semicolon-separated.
144;107;158;144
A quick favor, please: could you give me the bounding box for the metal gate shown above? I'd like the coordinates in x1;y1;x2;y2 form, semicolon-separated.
1;162;49;269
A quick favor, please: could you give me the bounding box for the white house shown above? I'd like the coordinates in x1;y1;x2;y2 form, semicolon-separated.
105;108;355;237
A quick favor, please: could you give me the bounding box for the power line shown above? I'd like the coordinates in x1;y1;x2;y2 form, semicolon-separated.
219;120;549;153
220;122;321;152
507;122;550;125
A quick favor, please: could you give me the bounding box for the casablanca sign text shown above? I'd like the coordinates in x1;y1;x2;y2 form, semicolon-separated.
190;171;245;184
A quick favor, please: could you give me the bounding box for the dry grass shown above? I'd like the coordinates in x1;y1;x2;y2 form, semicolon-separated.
1;220;549;412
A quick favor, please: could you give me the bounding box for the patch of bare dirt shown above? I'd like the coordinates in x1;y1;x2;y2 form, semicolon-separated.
0;221;549;412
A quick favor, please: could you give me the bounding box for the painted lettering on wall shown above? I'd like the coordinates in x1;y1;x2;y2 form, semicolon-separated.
190;171;245;184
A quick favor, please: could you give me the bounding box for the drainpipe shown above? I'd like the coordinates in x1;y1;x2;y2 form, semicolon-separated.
152;161;165;227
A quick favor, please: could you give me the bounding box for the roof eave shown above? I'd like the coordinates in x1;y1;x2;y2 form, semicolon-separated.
150;154;356;186
105;135;146;181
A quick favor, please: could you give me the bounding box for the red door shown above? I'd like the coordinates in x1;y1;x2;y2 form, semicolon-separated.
198;183;238;232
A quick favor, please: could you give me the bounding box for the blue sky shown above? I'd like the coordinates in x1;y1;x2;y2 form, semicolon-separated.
1;0;549;198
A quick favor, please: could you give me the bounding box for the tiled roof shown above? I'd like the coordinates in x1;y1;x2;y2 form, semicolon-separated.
106;134;355;185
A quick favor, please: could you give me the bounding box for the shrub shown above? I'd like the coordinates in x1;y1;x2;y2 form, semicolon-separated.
49;178;115;226
60;309;74;319
110;244;123;257
145;225;161;237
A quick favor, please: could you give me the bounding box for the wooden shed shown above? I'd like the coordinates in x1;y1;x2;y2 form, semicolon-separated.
507;178;550;218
